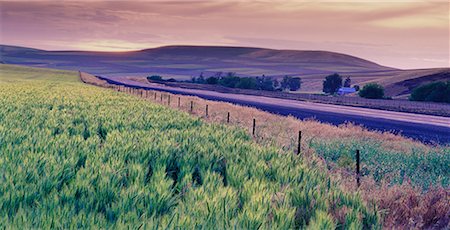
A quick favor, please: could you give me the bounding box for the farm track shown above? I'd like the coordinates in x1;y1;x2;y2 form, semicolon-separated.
87;74;450;144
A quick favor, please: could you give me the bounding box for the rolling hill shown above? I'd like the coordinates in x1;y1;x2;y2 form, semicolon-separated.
1;44;448;96
0;44;394;76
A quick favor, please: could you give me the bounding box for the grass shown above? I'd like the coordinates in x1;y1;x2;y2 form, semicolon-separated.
0;64;379;228
310;139;449;189
0;64;79;83
85;73;450;228
163;91;449;190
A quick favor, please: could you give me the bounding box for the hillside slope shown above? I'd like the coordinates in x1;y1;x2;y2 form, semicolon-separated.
0;44;393;77
2;45;448;96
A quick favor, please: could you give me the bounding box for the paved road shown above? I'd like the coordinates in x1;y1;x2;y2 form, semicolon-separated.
99;76;450;144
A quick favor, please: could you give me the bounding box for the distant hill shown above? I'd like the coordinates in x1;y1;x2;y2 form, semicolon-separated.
382;69;450;98
0;44;394;76
1;44;448;96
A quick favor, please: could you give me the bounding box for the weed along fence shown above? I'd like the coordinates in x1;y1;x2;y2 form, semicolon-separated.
79;71;366;189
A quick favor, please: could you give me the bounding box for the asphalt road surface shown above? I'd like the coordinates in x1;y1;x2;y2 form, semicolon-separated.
99;76;450;144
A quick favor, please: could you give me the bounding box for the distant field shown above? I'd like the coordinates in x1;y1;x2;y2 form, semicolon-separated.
0;64;379;228
0;64;79;83
291;68;450;95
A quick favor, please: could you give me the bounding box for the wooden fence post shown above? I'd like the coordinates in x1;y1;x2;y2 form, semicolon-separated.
205;105;208;117
168;95;171;105
154;92;157;100
227;112;230;123
190;101;193;113
252;118;256;136
356;149;360;188
178;97;181;107
297;131;302;155
160;93;163;101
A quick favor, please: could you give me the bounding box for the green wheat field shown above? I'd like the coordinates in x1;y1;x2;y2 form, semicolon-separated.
0;64;379;228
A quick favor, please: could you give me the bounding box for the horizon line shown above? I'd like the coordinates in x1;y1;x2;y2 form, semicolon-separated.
2;43;450;70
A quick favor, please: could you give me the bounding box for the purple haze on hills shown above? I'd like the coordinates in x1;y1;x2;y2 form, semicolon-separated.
0;44;395;78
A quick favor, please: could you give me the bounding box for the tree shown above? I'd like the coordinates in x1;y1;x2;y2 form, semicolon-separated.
219;73;240;88
273;79;280;89
344;77;352;87
256;76;275;91
288;77;302;91
279;76;301;91
213;72;223;78
322;73;343;94
206;77;218;84
409;81;450;103
358;83;385;99
236;77;257;89
197;72;206;84
147;75;163;81
281;76;290;90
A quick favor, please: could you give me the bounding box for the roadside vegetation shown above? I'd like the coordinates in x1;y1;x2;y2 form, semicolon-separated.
410;81;450;103
358;83;385;99
0;64;378;228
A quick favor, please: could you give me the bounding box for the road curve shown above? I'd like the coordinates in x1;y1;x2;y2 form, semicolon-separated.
99;76;450;144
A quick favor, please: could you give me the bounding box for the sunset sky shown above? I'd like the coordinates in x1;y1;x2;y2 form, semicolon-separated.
0;0;449;69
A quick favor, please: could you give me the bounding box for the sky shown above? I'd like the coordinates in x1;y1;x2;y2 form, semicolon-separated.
0;0;449;69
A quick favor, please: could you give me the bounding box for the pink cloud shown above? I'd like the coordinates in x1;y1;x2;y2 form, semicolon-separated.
0;1;448;69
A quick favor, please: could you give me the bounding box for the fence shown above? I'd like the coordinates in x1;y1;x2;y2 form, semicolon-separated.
115;85;365;188
79;71;414;189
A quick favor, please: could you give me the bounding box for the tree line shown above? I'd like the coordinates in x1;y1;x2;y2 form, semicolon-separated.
149;72;302;91
191;72;302;91
148;72;449;103
322;73;449;103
